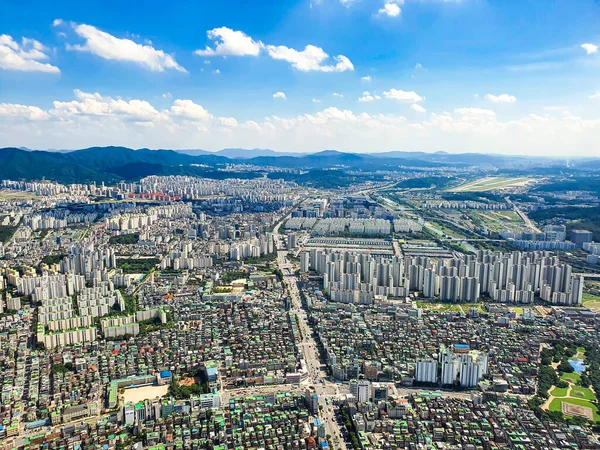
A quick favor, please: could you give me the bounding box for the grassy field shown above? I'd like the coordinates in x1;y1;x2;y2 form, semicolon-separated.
416;301;484;313
450;177;534;193
571;386;596;401
467;210;525;232
545;345;599;422
0;189;38;200
548;397;600;422
582;292;600;311
549;386;569;397
427;220;468;239
416;302;462;312
560;372;581;385
492;211;521;221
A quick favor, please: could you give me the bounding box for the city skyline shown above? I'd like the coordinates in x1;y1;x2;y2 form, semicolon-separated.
2;0;600;155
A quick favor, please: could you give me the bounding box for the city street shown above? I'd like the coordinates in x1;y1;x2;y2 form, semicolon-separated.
273;209;349;449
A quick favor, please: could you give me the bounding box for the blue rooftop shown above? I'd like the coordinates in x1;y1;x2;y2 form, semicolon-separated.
160;370;172;378
454;344;469;349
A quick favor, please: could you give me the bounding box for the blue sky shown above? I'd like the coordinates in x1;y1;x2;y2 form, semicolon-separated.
1;0;600;155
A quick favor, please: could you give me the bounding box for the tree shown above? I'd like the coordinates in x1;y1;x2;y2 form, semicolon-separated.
557;359;574;374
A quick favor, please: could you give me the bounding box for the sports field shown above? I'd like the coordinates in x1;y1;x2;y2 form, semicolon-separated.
582;292;600;312
450;177;534;192
549;397;600;422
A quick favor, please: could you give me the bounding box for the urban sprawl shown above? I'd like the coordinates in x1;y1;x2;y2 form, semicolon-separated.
1;173;600;450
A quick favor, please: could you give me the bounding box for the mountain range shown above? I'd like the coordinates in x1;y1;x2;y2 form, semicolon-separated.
0;146;596;185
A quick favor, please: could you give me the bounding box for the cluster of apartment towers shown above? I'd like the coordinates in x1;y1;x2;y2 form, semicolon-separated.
300;249;584;305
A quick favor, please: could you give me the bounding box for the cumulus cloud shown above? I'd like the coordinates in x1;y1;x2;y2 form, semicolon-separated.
266;44;353;72
169;99;212;121
411;103;426;113
358;91;381;102
4;91;600;156
218;117;238;127
485;93;517;103
378;1;403;17
0;34;60;73
273;91;287;100
312;98;320;103
383;89;423;102
193;27;353;74
52;89;168;122
590;91;600;99
195;27;263;57
581;43;598;55
361;75;372;82
0;103;49;120
52;18;64;27
333;92;344;98
68;23;186;72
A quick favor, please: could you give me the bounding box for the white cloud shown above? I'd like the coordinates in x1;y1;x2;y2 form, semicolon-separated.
358;91;381;102
213;69;221;74
265;44;353;72
411;103;426;113
0;34;60;73
485;93;517;103
193;27;353;74
312;98;320;103
195;27;263;57
333;92;344;98
273;91;287;100
162;92;172;99
415;63;423;69
169;99;212;121
339;0;358;7
68;23;186;72
383;89;423;102
581;43;598;55
590;91;600;99
52;89;168;122
218;117;238;128
5;91;600;157
378;1;402;17
0;103;49;120
361;75;372;82
52;18;64;27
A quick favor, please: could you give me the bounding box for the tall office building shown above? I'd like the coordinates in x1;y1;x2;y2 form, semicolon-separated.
350;380;371;403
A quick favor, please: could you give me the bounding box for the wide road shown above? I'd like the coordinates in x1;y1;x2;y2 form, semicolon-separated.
273;207;348;449
506;196;541;233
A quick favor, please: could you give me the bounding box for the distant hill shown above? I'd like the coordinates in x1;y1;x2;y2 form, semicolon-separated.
0;148;106;184
175;148;306;158
0;146;594;184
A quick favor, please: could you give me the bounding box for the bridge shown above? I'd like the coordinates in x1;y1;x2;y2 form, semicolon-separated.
574;273;600;280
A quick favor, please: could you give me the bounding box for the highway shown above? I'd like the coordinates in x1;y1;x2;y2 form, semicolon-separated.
506;196;541;233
